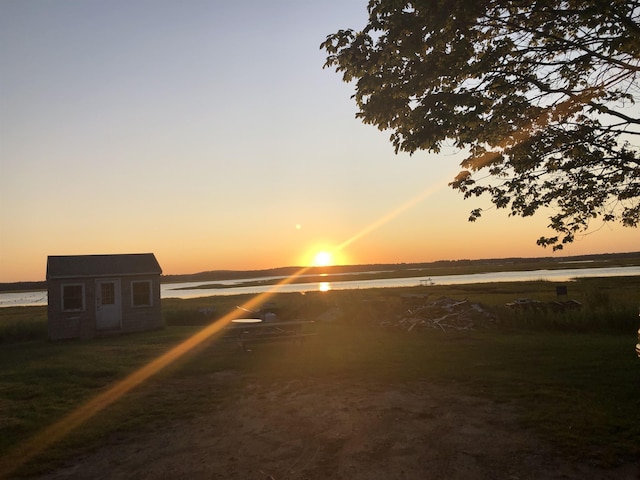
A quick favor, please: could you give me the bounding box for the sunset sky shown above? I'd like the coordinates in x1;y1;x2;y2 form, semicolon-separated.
1;1;638;283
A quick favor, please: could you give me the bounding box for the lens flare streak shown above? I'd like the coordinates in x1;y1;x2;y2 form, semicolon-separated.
1;179;452;477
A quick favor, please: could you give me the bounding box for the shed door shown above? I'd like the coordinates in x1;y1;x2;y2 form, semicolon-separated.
96;279;122;330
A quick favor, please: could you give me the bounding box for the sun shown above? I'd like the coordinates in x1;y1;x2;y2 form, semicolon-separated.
313;251;333;267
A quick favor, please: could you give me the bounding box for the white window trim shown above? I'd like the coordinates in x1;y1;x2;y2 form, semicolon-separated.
61;283;85;312
131;280;153;307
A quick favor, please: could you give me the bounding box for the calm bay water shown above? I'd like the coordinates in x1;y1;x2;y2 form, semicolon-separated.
3;265;638;308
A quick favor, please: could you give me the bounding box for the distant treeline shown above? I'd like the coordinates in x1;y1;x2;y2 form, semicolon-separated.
0;281;48;293
1;251;638;292
160;251;640;284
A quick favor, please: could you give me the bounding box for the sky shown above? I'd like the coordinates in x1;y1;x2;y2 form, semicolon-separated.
1;0;638;283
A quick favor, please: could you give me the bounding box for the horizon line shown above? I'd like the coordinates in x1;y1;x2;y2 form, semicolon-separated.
2;250;638;285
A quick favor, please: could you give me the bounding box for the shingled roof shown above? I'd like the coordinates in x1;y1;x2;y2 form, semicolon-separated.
47;254;162;280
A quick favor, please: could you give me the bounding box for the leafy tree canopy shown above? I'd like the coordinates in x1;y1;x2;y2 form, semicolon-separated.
322;0;640;249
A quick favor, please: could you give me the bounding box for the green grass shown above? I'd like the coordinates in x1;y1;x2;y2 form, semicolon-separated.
1;277;639;476
0;306;47;342
0;327;197;452
211;325;640;464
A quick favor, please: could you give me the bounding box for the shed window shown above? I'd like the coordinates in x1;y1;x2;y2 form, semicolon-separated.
132;281;152;307
62;284;84;311
101;282;115;305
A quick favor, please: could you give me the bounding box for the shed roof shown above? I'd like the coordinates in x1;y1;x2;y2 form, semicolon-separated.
47;253;162;280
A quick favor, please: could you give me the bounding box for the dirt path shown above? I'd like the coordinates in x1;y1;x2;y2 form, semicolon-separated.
36;374;638;480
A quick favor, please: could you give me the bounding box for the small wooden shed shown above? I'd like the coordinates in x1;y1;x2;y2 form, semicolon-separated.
47;253;163;340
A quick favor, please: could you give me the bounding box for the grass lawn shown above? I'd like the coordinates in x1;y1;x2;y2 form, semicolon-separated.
1;276;639;476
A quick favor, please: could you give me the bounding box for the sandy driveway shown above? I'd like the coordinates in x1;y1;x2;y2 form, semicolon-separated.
35;371;638;480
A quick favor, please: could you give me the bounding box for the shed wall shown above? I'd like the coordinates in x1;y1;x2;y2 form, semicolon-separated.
119;275;163;334
47;278;95;340
47;275;162;340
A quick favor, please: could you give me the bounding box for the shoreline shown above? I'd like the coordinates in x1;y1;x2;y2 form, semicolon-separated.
2;269;640;309
4;251;640;294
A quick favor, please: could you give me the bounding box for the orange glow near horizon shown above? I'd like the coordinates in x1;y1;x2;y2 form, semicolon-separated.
0;173;450;477
337;182;449;254
299;244;349;269
313;251;333;267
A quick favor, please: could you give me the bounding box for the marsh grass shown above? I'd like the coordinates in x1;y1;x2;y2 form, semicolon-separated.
1;276;639;475
0;306;47;343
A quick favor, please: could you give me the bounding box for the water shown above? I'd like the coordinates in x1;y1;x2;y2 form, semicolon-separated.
160;266;640;298
0;291;49;308
3;265;638;308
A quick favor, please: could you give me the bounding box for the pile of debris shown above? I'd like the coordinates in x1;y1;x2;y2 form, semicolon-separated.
381;296;496;332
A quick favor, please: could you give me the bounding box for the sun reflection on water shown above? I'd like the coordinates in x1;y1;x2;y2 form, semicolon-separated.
318;282;331;292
